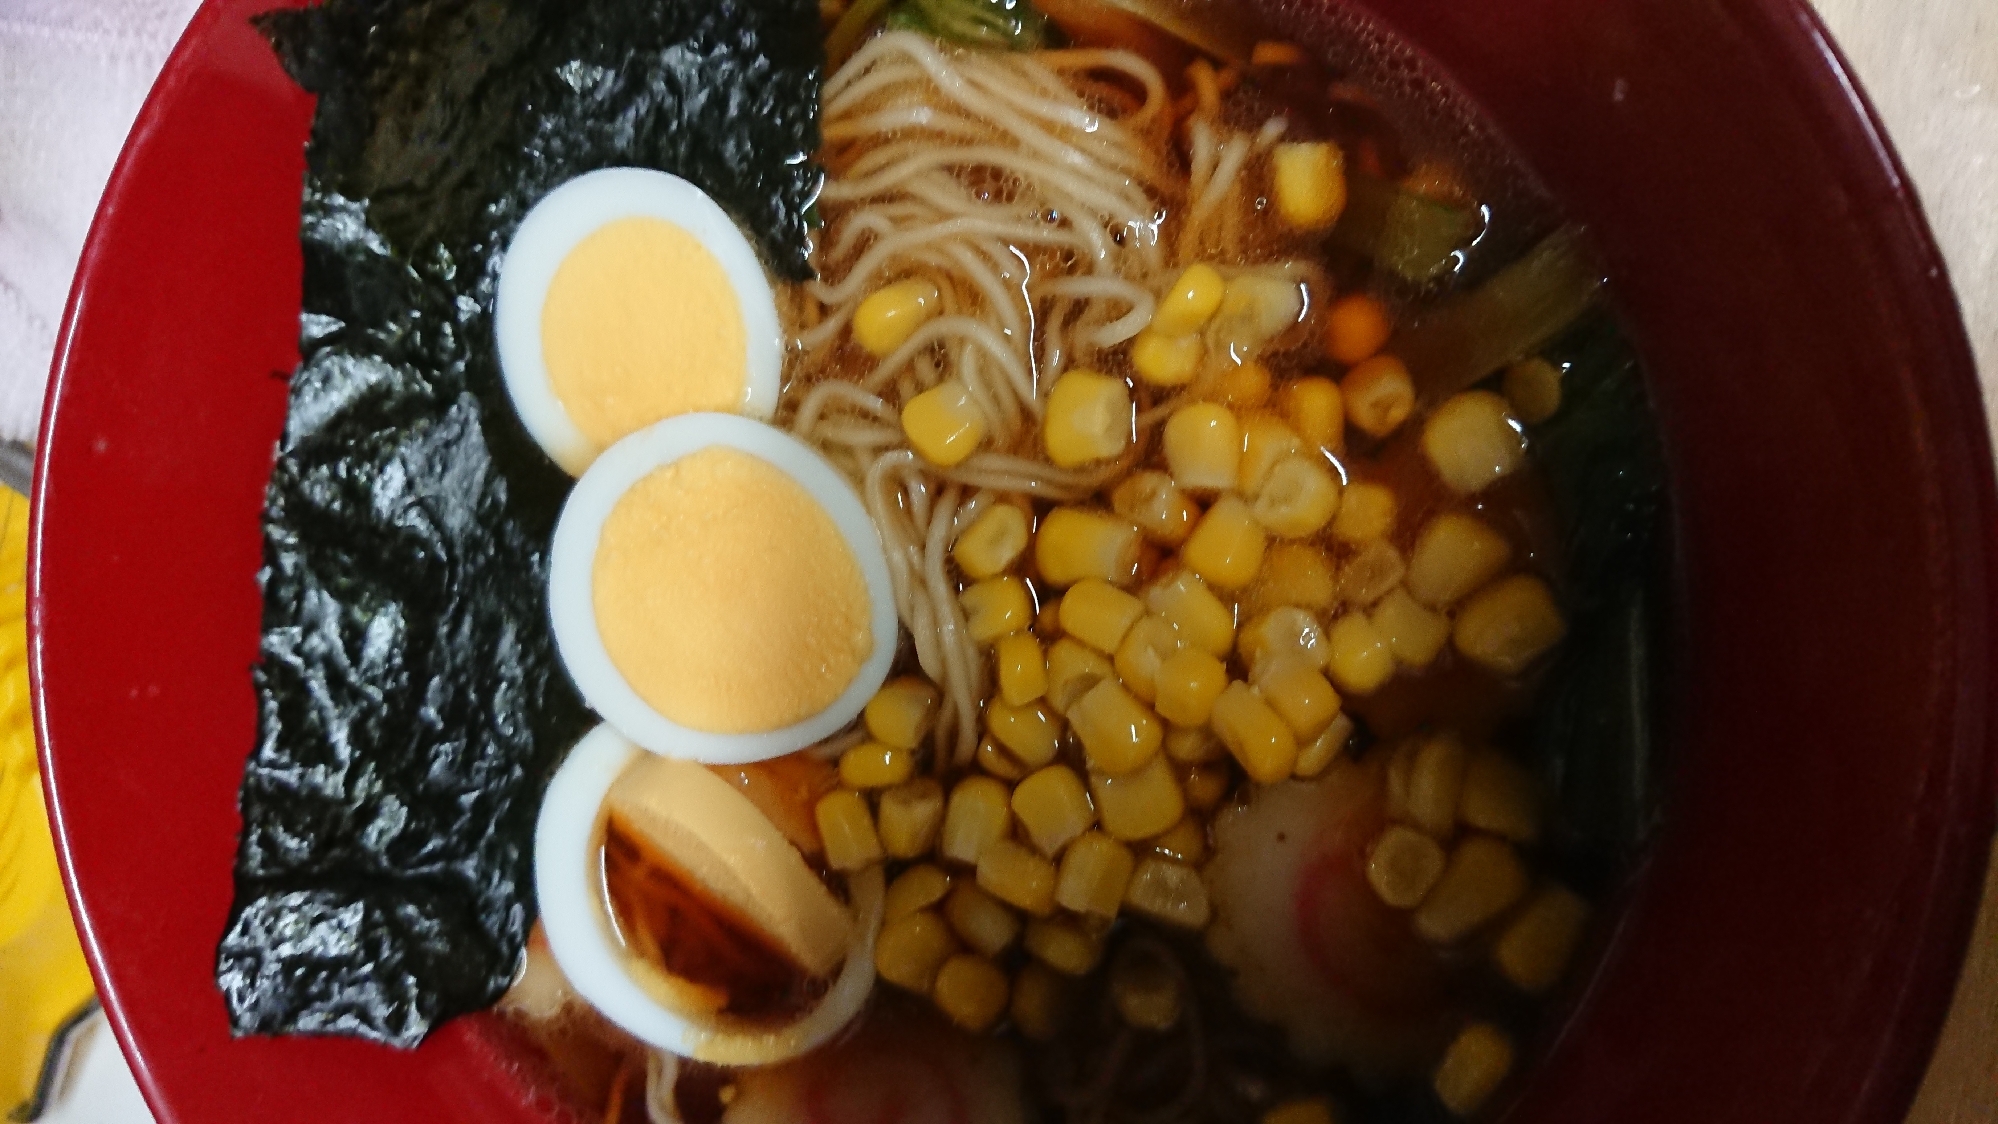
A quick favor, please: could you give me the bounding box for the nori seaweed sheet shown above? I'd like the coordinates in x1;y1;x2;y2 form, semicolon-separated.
216;0;823;1047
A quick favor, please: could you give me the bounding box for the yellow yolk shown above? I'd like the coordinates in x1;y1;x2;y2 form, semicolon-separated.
542;217;748;448
593;447;874;734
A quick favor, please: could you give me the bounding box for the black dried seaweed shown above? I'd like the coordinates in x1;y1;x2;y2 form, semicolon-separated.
218;0;824;1046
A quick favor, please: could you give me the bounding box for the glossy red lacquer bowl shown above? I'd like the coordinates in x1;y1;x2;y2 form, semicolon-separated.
32;0;1994;1121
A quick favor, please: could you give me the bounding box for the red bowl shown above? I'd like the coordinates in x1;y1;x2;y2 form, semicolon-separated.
33;0;1994;1122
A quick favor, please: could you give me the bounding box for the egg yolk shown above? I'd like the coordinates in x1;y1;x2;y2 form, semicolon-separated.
593;446;874;734
542;217;748;449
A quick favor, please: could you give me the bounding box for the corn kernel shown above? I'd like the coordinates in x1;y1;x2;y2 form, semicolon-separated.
884;864;952;921
1163;403;1242;492
1153;648;1228;727
840;741;916;789
1238;413;1304;497
853;278;942;357
1114;615;1183;704
1153;263;1227;336
1424;391;1525;495
1248;543;1337;616
986;699;1062;769
1406;512;1512;607
1110;940;1185;1031
934;954;1010;1032
1012;765;1097;855
1046;637;1115;715
1045;370;1133;468
878;778;946;860
1453;575;1565;675
1212;275;1304;358
1281;376;1345;452
1011;962;1074;1040
876;909;959;993
1148;816;1208;865
1434;1023;1514;1116
1503;357;1563;424
1414;835;1529;944
1385;736;1420;822
1253;455;1341;538
976;838;1060;915
1180;761;1232;809
1407;732;1468;837
1112;471;1198;546
1036;507;1142;587
940;776;1013;865
1123;856;1211;928
1207;358;1275;409
1294;712;1354;778
1070;678;1164;775
902;378;987;467
978;737;1031;781
1460;748;1540;842
1210;681;1299;783
1371;587;1449;667
1090;756;1185;841
1367;824;1447;909
865;676;940;750
1239;606;1328;675
1145;570;1235;657
1494;884;1589;994
1325;292;1393;365
1132;330;1205;387
1326;613;1395;695
1024;915;1106;975
1182;496;1268;591
1264;1100;1338;1124
1338;540;1406;608
1056;830;1136;917
954;503;1030;580
1060;578;1147;654
960;576;1034;644
995;632;1048;707
1331;481;1396;543
814;789;883;872
945;882;1021;957
1272;141;1347;231
1341;355;1414;438
1256;656;1342;740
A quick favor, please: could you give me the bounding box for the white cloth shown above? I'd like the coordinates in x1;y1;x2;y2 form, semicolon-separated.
0;0;202;444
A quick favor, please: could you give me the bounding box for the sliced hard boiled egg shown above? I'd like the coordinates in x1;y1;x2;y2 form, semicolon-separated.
496;168;782;475
548;413;896;764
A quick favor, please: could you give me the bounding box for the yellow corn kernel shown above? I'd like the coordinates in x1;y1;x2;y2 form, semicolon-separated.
976;837;1060;916
878;778;946;860
876;909;959;993
1011;961;1074;1041
1325;292;1393;366
1256;655;1342;741
1338;540;1406;608
902;378;986;467
1494;884;1589;994
1385;735;1420;822
1239;606;1328;675
1045;370;1134;468
1112;471;1199;546
1060;578;1147;654
1414;835;1529;944
1036;507;1142;588
945;882;1022;958
978;737;1031;781
1264;1100;1338;1124
1207;357;1275;409
815;789;884;872
1453;575;1565;675
994;633;1048;707
1145;570;1235;658
934;954;1010;1032
1131;330;1206;387
1046;637;1115;715
953;503;1030;580
1271;141;1347;231
1025;915;1106;976
1367;824;1447;909
940;775;1013;865
986;699;1062;769
960;576;1034;644
1281;376;1345;452
1331;481;1396;543
1371;587;1450;667
865;676;940;750
1123;856;1211;928
1070;678;1164;775
1295;712;1354;778
1434;1023;1515;1117
1163;402;1242;492
1341;355;1414;438
1148;816;1208;865
885;863;953;921
839;741;915;789
1460;747;1540;842
1090;756;1185;841
1012;765;1097;855
1153;648;1228;727
1212;274;1304;358
1180;761;1232;809
1055;830;1136;917
1239;413;1304;496
1407;732;1468;837
1110;940;1185;1031
1210;681;1299;783
1153;263;1228;336
1424;390;1525;495
1326;612;1395;695
1406;512;1513;607
1114;615;1183;704
853;278;941;357
1248;543;1338;617
1503;357;1563;424
1182;496;1268;591
1252;455;1341;538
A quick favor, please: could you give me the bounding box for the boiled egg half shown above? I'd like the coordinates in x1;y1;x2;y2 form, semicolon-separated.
496;168;782;475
